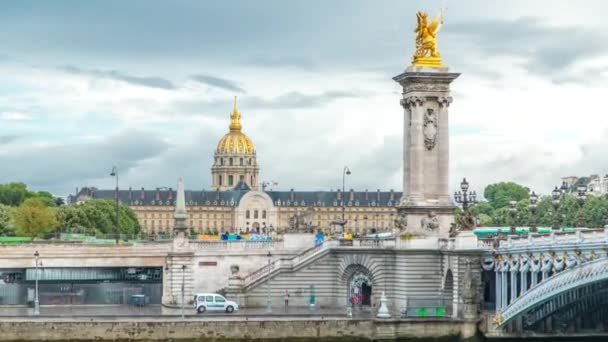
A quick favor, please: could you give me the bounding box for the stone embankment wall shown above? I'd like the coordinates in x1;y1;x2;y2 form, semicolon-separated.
0;319;477;341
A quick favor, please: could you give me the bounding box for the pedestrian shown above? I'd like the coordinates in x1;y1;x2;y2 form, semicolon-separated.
284;289;290;312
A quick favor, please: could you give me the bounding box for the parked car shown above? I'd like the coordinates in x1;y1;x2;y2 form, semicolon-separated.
193;293;239;313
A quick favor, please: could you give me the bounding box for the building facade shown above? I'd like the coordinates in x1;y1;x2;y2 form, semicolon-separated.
74;98;401;235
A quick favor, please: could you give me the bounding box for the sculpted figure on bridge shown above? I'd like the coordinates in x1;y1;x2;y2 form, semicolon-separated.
420;211;439;231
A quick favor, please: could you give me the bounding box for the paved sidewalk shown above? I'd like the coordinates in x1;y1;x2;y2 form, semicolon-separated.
0;305;375;319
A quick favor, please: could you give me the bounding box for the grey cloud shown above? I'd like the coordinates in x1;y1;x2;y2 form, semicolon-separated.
62;65;177;90
245;91;364;109
0;130;170;195
0;135;19;144
446;17;606;78
170;90;366;116
190;75;245;93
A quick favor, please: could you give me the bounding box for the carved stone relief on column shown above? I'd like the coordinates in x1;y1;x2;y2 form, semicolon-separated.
423;108;438;150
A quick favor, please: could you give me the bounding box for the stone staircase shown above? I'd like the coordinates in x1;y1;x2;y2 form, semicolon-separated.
239;240;339;291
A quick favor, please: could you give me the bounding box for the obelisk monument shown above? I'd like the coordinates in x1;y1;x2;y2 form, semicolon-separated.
394;10;459;237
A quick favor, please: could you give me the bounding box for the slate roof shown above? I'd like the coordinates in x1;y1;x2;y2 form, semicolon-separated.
74;186;401;208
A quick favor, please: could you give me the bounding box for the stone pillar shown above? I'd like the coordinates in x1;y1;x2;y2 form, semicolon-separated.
393;68;460;238
510;269;517;304
495;270;502;311
520;270;527;296
501;270;508;309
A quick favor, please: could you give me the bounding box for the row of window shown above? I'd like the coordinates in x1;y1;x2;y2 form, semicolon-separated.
216;157;254;166
245;210;266;219
218;174;254;187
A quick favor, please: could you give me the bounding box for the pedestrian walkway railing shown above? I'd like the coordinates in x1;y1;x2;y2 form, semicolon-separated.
190;240;284;251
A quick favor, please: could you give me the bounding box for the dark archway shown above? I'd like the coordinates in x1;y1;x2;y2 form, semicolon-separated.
342;264;374;307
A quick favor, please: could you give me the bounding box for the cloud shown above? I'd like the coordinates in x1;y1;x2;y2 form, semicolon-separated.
446;17;607;78
190;75;245;93
0;111;31;120
170;89;366;116
245;90;365;109
0;135;20;144
247;55;317;70
0;129;171;194
61;65;177;90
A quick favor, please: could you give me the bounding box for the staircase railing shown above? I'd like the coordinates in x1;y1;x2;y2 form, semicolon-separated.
241;240;339;286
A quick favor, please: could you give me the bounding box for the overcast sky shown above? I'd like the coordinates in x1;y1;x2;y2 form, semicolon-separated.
1;0;608;198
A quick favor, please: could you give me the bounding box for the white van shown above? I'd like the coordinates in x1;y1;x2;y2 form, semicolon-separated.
194;293;239;313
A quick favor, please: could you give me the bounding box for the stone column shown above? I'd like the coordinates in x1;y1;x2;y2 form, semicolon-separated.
436;96;453;204
501;269;508;309
510;268;518;304
495;270;502;311
393;69;460;238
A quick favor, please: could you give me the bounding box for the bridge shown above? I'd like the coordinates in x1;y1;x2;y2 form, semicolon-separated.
479;228;608;334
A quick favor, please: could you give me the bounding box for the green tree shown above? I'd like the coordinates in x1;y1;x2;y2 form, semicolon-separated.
0;204;14;236
56;199;141;236
11;198;57;237
0;182;31;206
483;182;530;209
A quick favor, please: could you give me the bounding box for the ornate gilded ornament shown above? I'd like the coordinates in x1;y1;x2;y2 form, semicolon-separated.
423;108;438;150
412;9;446;68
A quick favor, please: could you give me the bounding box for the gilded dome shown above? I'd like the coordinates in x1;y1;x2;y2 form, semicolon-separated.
215;97;256;155
216;131;256;155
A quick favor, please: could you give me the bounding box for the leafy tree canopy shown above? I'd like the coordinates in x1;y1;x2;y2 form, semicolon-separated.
11;198;57;237
483;182;530;209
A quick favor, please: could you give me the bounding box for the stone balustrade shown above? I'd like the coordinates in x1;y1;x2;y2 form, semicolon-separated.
189;240;284;251
495;228;608;251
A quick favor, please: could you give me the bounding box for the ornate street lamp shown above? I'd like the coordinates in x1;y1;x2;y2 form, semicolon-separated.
266;251;272;313
529;191;539;233
110;166;120;241
33;251;41;315
331;167;351;236
509;200;518;234
576;185;587;228
551;186;562;231
454;178;477;211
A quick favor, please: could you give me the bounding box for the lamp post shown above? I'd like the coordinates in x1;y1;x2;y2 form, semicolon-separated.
529;191;539;233
552;186;562;231
110;166;120;241
33;251;40;315
181;264;186;319
266;251;272;313
508;200;518;234
576;185;587;228
341;166;351;232
453;178;477;211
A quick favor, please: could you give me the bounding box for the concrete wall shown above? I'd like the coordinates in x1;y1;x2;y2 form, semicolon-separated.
0;319;477;341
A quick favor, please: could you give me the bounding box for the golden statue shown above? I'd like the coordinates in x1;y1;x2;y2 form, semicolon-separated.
412;9;446;68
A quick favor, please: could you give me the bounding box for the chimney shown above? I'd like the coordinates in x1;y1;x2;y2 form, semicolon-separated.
337;189;342;200
390;189;394;201
290;189;295;202
349;188;354;201
155;188;160;201
168;188;173;200
377;189;381;201
365;189;368;201
128;187;132;200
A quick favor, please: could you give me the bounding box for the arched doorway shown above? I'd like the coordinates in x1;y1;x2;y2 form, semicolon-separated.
350;272;372;306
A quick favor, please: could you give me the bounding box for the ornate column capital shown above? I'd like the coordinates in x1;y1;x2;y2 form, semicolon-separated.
437;96;453;108
400;96;425;108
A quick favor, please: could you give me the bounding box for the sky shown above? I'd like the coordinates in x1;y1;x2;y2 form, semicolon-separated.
1;0;608;198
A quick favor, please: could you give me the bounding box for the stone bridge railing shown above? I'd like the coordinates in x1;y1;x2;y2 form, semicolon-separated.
189;240;284;251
